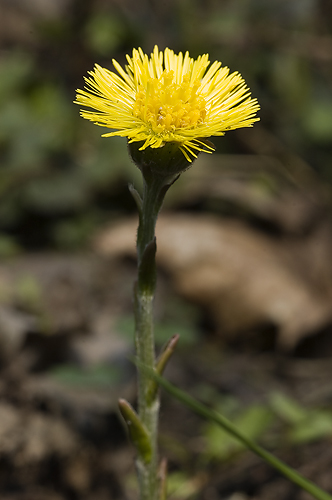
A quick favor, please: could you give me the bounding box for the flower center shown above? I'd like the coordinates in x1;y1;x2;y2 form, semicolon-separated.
133;70;206;133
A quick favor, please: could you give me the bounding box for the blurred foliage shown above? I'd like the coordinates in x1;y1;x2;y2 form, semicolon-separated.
0;0;332;249
203;396;273;462
51;363;125;388
200;390;332;466
167;471;201;499
270;392;332;444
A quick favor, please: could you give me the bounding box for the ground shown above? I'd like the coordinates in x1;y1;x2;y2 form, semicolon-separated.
0;220;331;499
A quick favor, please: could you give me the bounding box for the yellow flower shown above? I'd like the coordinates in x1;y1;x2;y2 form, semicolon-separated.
75;46;260;162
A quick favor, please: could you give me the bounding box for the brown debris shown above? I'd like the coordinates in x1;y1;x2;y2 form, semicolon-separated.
95;213;332;349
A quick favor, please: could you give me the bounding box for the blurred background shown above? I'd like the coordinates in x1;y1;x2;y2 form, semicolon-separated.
0;0;332;499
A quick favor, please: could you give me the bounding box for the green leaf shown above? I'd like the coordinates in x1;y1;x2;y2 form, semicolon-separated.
270;392;307;424
147;334;179;404
205;404;273;460
270;392;332;444
290;411;332;444
118;399;152;464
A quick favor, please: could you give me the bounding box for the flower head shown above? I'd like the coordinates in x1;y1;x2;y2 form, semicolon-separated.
75;46;260;162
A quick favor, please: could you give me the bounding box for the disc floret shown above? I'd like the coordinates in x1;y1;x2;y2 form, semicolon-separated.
133;71;207;137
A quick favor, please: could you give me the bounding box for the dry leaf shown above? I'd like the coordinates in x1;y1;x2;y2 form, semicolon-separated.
95;214;332;349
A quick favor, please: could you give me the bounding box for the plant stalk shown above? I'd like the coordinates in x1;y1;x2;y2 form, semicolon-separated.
134;169;177;500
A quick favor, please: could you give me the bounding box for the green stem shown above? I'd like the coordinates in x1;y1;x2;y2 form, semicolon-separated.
142;367;332;500
134;170;177;500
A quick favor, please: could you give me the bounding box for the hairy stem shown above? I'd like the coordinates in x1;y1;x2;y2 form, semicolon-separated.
134;170;176;500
